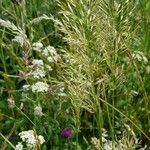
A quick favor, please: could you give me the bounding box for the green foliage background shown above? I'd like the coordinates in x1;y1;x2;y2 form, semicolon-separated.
0;0;150;149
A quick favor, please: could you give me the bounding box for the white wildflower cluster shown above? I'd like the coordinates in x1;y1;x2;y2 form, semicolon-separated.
132;51;148;64
20;42;59;95
33;42;43;52
21;59;50;93
33;42;60;63
15;130;45;149
29;59;46;79
34;106;43;117
22;81;49;94
22;58;50;93
31;81;49;93
22;85;30;91
15;142;23;150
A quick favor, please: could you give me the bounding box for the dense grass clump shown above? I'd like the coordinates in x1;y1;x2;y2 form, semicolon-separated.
0;0;150;149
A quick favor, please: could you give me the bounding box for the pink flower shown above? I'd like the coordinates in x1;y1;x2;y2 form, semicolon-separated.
62;128;73;138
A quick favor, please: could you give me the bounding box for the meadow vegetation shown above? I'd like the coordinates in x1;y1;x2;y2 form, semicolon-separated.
0;0;150;149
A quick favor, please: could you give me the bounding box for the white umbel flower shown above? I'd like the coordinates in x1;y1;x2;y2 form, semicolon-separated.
15;142;23;150
18;130;45;148
47;55;59;63
34;106;43;117
22;84;30;91
47;56;53;62
42;46;57;56
31;82;49;92
19;130;36;146
33;42;43;52
32;59;44;66
29;59;46;79
30;67;46;79
38;135;45;144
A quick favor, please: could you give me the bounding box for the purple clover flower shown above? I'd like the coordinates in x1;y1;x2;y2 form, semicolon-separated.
62;128;73;138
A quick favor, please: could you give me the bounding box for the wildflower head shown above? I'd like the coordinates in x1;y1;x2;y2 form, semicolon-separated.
61;128;73;138
34;106;43;117
17;130;45;149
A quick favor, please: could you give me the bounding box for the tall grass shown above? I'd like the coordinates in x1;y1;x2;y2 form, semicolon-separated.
56;0;150;147
0;0;150;149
